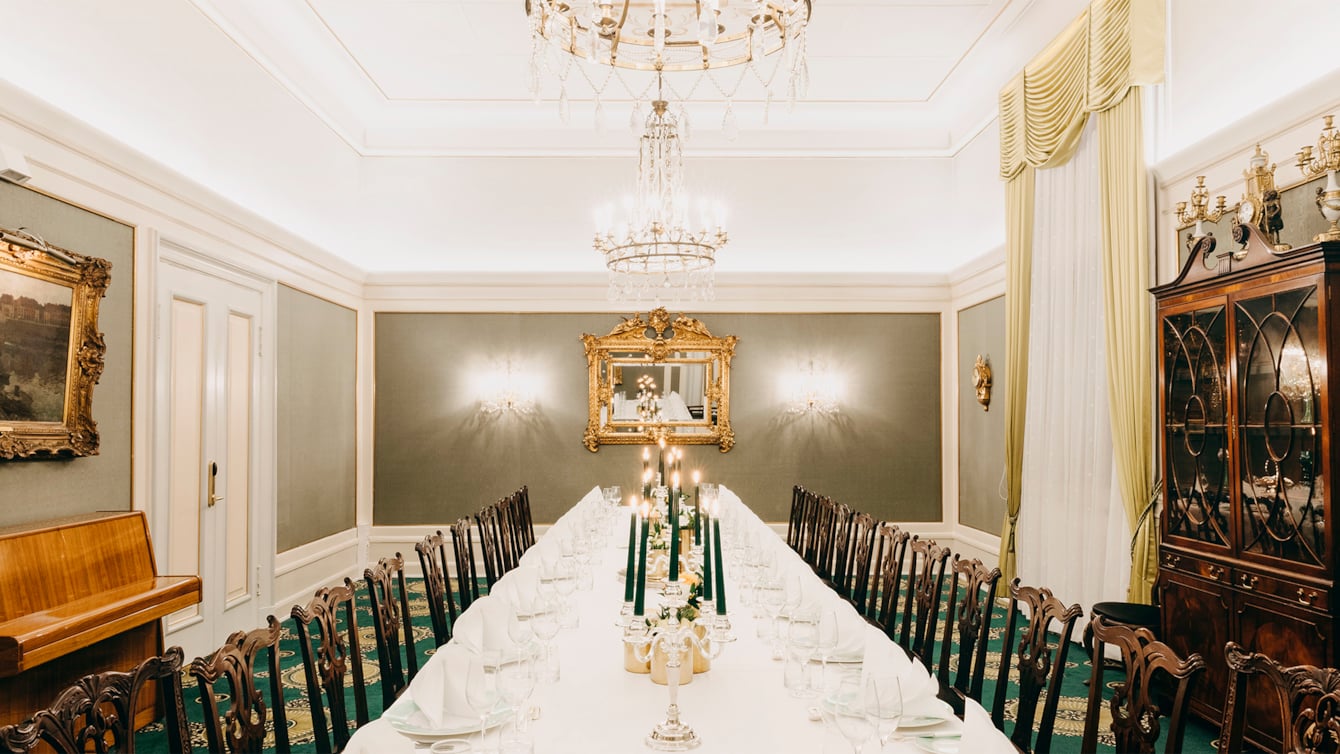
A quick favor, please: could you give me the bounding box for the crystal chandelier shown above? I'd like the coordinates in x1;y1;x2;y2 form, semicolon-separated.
524;0;812;130
594;75;728;302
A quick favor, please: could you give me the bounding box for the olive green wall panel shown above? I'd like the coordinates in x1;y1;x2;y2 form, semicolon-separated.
956;296;1006;534
276;285;357;551
0;184;133;528
374;312;942;525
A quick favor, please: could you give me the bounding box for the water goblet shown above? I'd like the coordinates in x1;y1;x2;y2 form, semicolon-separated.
466;652;502;751
529;597;562;682
864;675;903;746
831;678;875;754
785;609;819;697
498;654;537;733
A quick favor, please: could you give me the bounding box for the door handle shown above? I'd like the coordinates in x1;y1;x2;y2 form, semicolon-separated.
208;461;223;507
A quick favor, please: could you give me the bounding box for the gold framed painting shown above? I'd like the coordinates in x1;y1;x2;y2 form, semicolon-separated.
0;238;110;459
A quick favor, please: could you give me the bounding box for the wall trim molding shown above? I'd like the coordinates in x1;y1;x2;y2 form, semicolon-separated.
275;527;360;577
270;528;362;616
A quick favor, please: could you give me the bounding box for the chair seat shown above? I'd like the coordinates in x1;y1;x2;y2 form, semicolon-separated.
1090;601;1160;631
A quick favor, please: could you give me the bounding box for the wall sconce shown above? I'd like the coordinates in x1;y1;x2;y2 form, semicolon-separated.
478;360;538;415
782;361;840;416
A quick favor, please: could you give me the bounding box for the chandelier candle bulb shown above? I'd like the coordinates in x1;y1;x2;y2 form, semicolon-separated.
625;498;639;604
635;501;651;617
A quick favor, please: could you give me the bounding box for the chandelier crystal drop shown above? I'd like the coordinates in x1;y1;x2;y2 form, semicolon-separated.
594;86;728;303
525;0;812;124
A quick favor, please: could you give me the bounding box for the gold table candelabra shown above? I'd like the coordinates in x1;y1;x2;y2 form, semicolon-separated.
623;579;735;750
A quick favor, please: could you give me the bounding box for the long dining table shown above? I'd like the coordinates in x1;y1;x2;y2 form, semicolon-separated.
346;486;1011;754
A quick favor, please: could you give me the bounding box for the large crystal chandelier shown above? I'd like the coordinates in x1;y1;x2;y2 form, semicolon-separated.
594;73;728;302
525;0;812;130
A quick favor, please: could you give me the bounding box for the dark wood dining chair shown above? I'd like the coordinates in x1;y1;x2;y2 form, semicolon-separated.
786;485;807;551
0;647;191;754
826;503;856;594
900;537;952;670
474;505;507;589
843;512;879;607
450;517;482;609
798;489;822;568
415;530;459;646
1220;642;1340;754
516;485;536;551
497;492;525;569
992;579;1084;754
191;616;290;754
364;553;419;710
291;580;370;754
1080;616;1203;754
811;497;838;579
870;524;911;630
938;556;1002;703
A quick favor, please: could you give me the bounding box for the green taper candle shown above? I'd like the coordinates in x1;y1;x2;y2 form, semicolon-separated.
701;504;713;601
623;501;638;603
634;505;650;616
668;472;680;582
713;516;726;614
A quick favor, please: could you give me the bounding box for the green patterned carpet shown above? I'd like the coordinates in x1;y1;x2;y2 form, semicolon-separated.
130;577;1224;753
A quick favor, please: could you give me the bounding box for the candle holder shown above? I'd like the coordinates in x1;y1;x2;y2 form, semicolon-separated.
623;578;735;750
1297;115;1340;242
1175;176;1229;242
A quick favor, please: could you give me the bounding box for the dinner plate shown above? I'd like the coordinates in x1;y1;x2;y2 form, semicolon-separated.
383;696;512;743
911;735;961;754
898;697;955;728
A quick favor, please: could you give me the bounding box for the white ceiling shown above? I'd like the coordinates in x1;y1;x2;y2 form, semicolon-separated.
0;0;1092;276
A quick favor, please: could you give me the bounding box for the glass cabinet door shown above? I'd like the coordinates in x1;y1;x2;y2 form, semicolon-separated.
1235;284;1325;569
1163;305;1232;547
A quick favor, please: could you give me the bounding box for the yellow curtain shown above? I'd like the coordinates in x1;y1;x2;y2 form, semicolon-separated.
996;0;1164;593
1099;91;1158;602
998;166;1035;585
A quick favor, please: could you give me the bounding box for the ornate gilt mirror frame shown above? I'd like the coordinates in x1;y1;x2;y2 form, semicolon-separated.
0;237;110;459
581;307;737;452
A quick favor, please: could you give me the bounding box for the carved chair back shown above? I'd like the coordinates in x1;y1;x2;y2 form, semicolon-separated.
191;616;290;754
496;492;525;570
844;512;879;608
450;517;482;610
0;647;191;754
415;531;458;646
798;489;823;567
364;554;418;710
786;485;807;551
871;524;911;630
1220;642;1340;754
991;579;1084;754
1079;616;1204;754
811;497;839;579
938;556;1002;703
291;580;369;754
901;538;952;669
516;485;536;551
474;505;506;589
827;503;856;592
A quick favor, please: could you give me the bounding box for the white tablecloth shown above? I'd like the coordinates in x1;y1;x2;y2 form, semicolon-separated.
346;486;1010;754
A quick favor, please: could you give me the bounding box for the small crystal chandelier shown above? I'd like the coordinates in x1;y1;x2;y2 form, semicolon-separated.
594;73;728;303
525;0;812;130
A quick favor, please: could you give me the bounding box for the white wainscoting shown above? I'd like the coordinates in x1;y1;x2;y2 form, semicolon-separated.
269;528;363;616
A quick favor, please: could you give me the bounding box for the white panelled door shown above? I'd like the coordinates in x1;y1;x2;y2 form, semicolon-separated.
154;256;267;657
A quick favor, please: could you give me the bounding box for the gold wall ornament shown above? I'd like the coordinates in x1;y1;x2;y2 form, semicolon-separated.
1239;145;1290;251
1296;115;1340;242
581;307;737;452
972;354;993;411
0;233;110;459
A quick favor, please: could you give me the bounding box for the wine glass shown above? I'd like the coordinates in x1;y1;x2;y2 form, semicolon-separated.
817;609;841;669
498;654;537;733
466;652;502;751
864;675;903;746
785;610;819;697
529;597;562;682
831;678;875;753
554;558;580;628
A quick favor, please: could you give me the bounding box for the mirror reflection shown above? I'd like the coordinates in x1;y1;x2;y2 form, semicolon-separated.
581;308;737;452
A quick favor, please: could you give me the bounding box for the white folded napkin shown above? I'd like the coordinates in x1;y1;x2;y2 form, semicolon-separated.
860;624;936;702
410;642;476;728
450;595;512;654
488;565;538;609
961;698;1014;753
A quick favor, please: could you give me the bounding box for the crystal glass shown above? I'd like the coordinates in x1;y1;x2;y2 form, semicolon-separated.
756;577;784;641
830;678;875;754
529;597;562;682
498;654;537;733
817;609;841;667
785;610;819;697
864;675;903;746
466;652;502;751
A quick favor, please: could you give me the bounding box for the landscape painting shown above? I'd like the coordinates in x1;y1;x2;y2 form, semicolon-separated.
0;268;74;423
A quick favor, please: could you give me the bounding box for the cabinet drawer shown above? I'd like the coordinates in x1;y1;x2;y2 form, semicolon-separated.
1160;549;1231;584
1232;569;1330;612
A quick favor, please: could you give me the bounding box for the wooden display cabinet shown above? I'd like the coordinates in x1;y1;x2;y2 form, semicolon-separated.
1154;223;1338;751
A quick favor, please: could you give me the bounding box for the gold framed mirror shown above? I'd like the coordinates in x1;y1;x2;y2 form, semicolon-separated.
581;308;737;452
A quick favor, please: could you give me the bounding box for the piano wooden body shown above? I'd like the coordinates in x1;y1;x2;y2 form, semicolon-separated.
0;511;201;725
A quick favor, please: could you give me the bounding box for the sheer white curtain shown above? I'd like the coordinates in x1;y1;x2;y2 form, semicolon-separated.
1016;118;1130;616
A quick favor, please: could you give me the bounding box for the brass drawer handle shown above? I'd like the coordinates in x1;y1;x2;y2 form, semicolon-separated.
1164;554;1182;568
1206;565;1225;581
1298;588;1319;606
1240;574;1259;590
